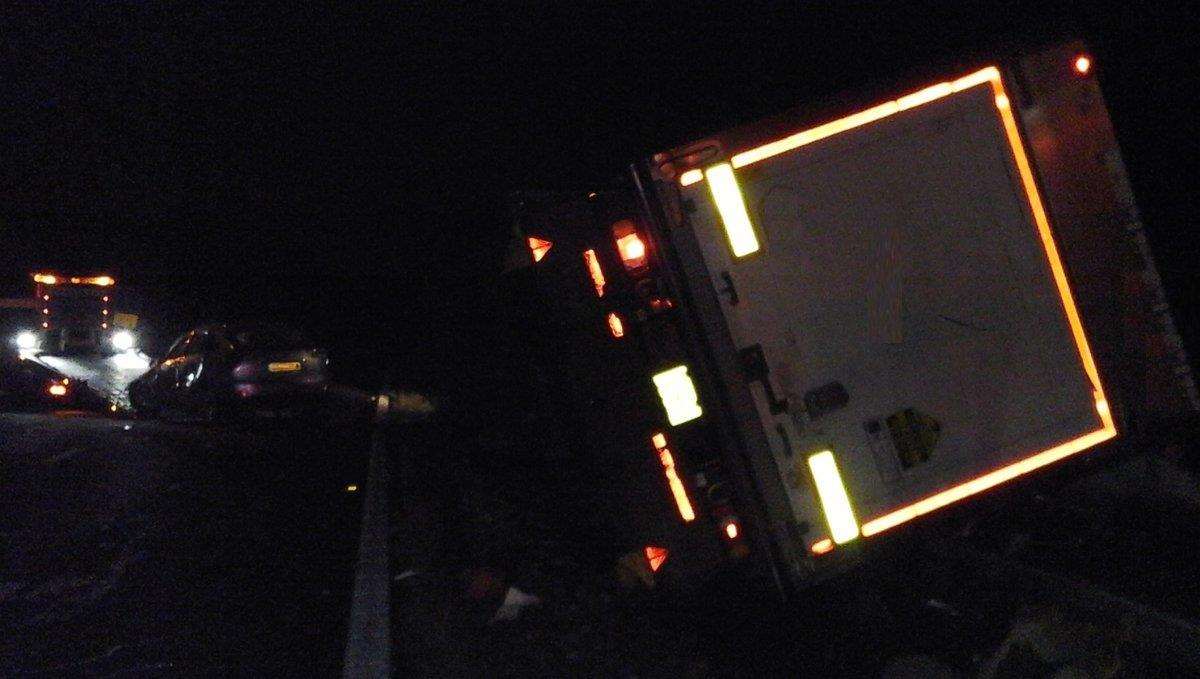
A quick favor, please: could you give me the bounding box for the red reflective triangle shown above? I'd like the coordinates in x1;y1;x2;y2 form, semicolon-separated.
643;545;669;573
527;236;553;263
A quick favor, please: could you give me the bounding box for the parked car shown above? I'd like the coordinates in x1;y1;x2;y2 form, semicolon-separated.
128;323;329;419
0;352;84;409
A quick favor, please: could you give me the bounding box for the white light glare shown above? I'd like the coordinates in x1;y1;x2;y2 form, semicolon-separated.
111;330;135;352
15;331;37;350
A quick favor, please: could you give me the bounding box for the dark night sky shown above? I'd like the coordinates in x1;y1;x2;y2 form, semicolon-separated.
3;2;1196;388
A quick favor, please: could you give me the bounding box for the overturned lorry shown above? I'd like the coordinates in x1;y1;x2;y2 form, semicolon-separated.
504;39;1197;597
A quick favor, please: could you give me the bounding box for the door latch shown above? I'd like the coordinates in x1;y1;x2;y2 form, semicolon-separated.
739;343;788;414
718;270;739;306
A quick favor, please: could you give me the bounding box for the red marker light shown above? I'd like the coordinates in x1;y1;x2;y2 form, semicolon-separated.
1074;55;1091;75
617;233;646;268
612;219;648;271
583;249;606;297
527;236;553;263
644;545;669;572
652;432;696;522
607;312;625;338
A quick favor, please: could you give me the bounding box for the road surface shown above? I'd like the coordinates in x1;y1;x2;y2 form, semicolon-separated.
0;405;372;675
20;350;152;409
3;383;1198;675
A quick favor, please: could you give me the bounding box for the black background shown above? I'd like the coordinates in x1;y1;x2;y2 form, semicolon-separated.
3;2;1195;391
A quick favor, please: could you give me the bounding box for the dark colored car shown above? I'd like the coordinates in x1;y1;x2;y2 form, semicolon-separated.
0;352;83;409
128;323;329;419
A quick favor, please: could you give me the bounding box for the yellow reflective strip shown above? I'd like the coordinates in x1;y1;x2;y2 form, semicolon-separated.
679;168;705;186
652;365;704;426
807;451;859;544
705;163;760;257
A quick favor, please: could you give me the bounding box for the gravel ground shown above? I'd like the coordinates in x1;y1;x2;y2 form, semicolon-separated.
381;406;1200;677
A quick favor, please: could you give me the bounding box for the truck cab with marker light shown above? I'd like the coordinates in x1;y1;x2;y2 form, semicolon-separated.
504;40;1197;599
19;271;137;356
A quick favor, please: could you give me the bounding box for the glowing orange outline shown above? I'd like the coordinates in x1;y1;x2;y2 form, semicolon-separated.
860;71;1115;536
679;66;1116;541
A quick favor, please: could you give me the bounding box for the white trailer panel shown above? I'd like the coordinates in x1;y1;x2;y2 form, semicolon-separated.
679;69;1114;550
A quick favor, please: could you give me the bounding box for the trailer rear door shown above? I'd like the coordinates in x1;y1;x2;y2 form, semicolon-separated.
673;68;1115;553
